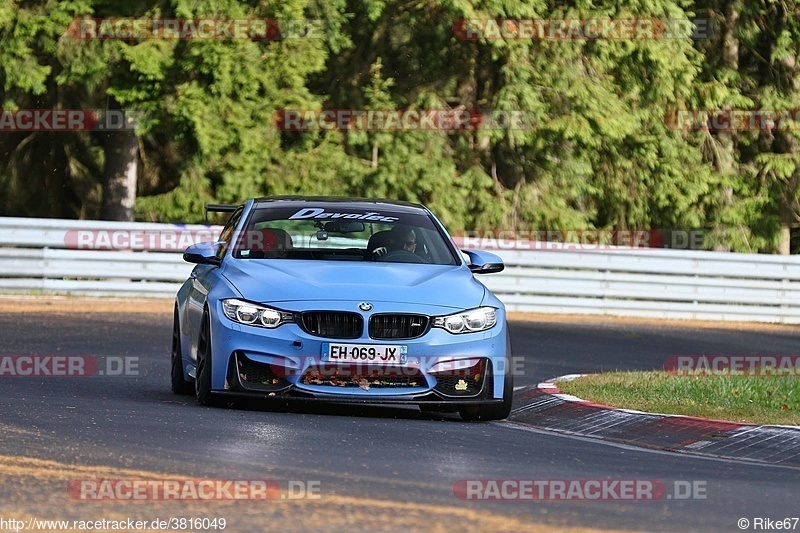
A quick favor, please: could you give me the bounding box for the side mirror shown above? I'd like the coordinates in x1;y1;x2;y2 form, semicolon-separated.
462;249;504;274
183;242;222;266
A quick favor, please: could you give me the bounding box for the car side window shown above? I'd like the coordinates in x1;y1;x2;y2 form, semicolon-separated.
216;207;243;259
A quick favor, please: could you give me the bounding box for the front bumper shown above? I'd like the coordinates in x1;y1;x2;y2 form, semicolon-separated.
203;300;509;403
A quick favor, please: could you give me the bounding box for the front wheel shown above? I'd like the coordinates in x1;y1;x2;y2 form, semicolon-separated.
460;336;514;421
171;307;194;395
459;371;513;421
194;311;218;406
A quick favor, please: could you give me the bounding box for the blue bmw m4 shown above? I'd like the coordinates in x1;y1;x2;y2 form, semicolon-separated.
172;196;512;420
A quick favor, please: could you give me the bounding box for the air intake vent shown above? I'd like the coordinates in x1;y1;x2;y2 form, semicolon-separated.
299;312;363;339
369;314;430;340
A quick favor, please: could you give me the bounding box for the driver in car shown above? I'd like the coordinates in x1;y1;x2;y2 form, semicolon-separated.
388;226;417;254
373;225;422;261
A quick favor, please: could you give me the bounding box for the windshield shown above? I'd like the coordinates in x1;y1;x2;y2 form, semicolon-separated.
231;205;458;265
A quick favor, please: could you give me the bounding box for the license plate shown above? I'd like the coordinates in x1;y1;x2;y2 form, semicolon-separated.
323;343;407;364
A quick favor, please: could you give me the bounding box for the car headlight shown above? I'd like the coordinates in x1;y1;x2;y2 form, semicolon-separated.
222;299;294;328
433;307;497;334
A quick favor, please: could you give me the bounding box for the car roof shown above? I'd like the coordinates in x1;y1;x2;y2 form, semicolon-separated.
251;196;428;214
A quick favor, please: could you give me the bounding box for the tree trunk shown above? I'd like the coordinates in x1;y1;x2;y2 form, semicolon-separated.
100;128;138;221
776;177;798;255
777;223;791;255
721;1;740;69
712;0;741;252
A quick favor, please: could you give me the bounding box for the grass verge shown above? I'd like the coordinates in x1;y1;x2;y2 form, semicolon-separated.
556;371;799;426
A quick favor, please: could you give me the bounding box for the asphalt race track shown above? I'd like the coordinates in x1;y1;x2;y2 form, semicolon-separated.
1;301;798;532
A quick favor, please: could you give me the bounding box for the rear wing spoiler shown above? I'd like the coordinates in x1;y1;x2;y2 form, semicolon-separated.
205;203;239;222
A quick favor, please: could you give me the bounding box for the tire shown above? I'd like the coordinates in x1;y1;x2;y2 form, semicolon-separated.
459;372;513;421
171;307;194;395
194;310;217;406
459;335;514;421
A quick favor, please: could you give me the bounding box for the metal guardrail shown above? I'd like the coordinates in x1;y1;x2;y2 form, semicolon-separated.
1;217;799;323
480;248;800;323
0;217;215;298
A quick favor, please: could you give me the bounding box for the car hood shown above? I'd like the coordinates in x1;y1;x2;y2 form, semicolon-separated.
221;259;486;310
